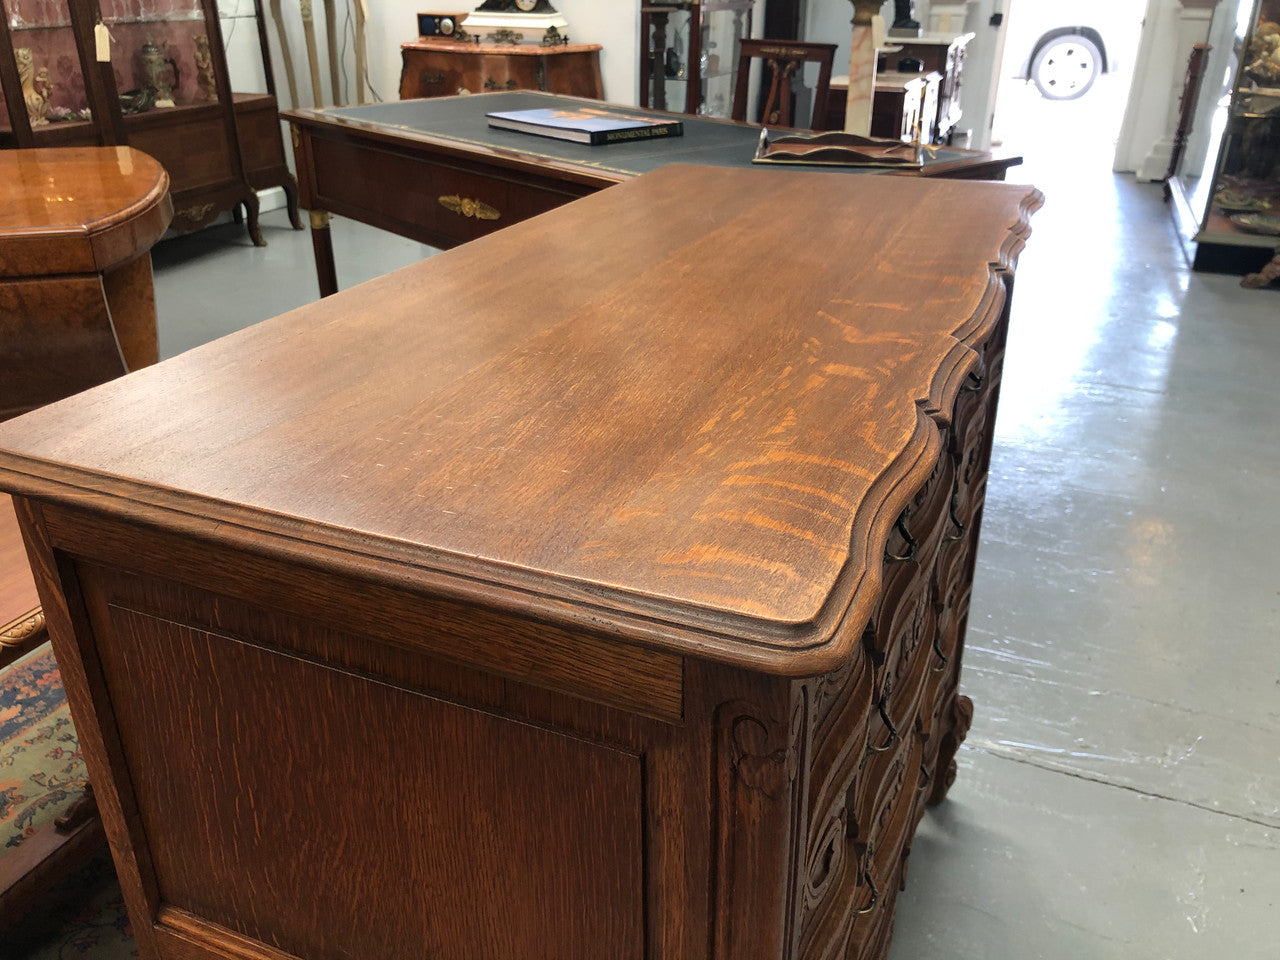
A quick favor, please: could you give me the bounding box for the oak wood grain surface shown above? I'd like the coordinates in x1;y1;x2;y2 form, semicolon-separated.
0;165;1040;675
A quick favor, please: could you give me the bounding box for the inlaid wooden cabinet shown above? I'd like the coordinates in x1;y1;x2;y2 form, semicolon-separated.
398;37;603;100
0;165;1040;960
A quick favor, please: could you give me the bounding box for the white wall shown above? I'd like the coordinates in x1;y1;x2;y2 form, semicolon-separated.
797;1;1004;148
222;0;1183;170
223;0;654;110
1114;0;1223;177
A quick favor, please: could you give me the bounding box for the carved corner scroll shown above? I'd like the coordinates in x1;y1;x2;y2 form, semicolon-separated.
1;606;47;659
712;683;807;960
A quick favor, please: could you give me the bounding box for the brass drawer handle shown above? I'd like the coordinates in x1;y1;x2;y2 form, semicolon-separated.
931;627;948;670
420;71;445;85
864;675;898;760
855;848;880;915
438;195;500;221
943;489;965;543
884;512;917;563
484;76;519;90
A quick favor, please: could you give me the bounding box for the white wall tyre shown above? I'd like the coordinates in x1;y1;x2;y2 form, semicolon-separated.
1031;34;1102;100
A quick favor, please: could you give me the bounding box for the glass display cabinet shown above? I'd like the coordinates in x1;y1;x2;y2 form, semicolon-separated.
639;0;753;118
0;0;299;242
1184;0;1280;271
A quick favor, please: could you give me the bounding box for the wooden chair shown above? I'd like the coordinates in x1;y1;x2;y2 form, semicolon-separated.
732;39;836;130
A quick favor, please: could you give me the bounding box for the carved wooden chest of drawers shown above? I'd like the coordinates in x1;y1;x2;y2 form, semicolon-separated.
0;165;1039;960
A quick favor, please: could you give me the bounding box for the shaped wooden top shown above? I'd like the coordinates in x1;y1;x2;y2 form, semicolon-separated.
0;164;1039;673
0;147;172;277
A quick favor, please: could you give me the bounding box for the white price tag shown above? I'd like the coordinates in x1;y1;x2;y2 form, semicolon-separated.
95;23;111;62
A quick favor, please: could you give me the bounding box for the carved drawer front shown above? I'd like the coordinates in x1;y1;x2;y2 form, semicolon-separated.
880;457;956;617
857;620;933;823
796;777;881;960
808;653;875;820
800;653;876;955
840;730;927;959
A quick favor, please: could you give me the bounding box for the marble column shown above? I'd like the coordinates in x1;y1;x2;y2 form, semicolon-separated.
844;0;885;135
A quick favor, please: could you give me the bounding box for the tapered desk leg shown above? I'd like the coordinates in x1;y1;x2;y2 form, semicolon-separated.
310;209;338;298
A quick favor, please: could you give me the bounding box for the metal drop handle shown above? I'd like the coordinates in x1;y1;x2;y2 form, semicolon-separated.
885;513;917;563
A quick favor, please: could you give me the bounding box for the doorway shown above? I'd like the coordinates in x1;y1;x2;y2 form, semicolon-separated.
990;0;1149;179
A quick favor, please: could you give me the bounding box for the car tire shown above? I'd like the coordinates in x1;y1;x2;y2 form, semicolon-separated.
1031;34;1102;100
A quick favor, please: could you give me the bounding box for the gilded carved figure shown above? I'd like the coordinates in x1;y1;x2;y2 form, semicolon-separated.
194;34;217;100
17;48;49;126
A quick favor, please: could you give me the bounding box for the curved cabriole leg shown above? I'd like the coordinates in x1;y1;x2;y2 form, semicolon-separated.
244;190;265;247
927;694;973;805
283;174;304;230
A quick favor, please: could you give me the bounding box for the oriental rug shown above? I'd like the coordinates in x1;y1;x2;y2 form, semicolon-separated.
2;645;136;959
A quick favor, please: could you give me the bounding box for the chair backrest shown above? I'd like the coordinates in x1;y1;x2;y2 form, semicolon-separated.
732;39;836;130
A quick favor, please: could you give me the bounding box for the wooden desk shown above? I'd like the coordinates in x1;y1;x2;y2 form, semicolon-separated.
0;147;172;421
284;91;1022;296
399;38;604;100
0;164;1040;960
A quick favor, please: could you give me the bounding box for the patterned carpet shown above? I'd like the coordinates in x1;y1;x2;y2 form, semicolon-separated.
2;645;138;959
11;856;136;960
1;645;86;847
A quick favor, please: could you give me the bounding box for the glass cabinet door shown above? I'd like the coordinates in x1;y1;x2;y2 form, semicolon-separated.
1;0;95;145
100;0;220;111
642;3;692;113
1193;0;1280;263
698;0;751;118
640;0;753;118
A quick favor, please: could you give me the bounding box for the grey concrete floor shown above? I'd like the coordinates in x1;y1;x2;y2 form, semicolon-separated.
144;151;1280;955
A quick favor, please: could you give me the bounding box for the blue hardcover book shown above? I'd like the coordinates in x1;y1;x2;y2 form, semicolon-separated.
485;107;684;145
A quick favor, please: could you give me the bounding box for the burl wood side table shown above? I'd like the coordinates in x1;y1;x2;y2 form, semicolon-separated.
0;147;173;421
399;37;604;100
0;165;1040;960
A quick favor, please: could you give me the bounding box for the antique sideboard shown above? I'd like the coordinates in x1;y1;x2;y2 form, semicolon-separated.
0;165;1040;960
398;37;604;101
